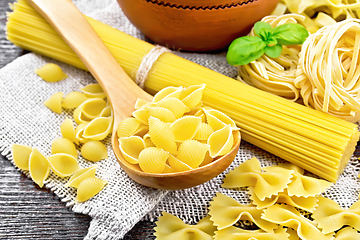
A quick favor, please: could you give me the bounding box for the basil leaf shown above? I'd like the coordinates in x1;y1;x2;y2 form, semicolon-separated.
227;36;266;66
271;23;309;45
264;44;283;58
254;21;272;37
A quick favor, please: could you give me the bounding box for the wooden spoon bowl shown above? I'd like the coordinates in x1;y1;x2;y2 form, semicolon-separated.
28;0;241;190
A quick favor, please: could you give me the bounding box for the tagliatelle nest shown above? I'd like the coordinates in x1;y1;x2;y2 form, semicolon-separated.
295;19;360;123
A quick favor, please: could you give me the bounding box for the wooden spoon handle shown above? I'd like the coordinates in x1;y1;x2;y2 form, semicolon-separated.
27;0;152;122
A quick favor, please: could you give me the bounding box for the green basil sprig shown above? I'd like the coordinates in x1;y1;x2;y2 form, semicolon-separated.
226;21;309;66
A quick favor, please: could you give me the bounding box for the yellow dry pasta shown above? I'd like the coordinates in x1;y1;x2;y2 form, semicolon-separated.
75;177;107;202
167;154;192;172
203;108;238;131
80;140;108;162
176;140;209;168
80;83;106;99
261;205;334;240
28;148;50;188
65;164;97;188
43;91;63;114
61;91;88;109
82;116;112;140
313;196;360;234
214;226;290;240
208;124;233;158
249;188;319;213
148;116;177;155
208;192;278;232
119;136;146;164
147;106;176;123
78;98;107;119
138;147;170;173
335;227;360;240
51;138;77;158
265;163;332;197
179;84;205;109
222;157;293;201
154;97;190;118
170;116;201;142
60;117;78;144
12;144;32;171
116;117;142;138
75;122;90;144
152;86;183;103
237;14;306;101
193;123;214;141
154;212;216;240
73;106;92;124
35;63;67;82
47;153;81;178
295;19;360;122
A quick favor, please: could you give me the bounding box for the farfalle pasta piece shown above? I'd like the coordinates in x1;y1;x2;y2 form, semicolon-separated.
170;116;201;142
12;144;32;171
177;140;209;168
155;97;190;118
208;124;233;158
44;92;63;114
60;117;78;144
249;188;319;213
119;136;146;164
261;205;333;240
81;140;108;162
80;83;106;99
335;227;360;240
35;63;67;82
65;164;97;188
75;177;107;202
203;108;238;131
209;192;277;233
154;211;216;240
214;226;290;240
51;138;77;158
265;163;332;197
153;86;183;103
148;116;177;155
78;98;107;119
138;147;170;173
222;157;293;201
28;148;50;188
61;91;88;109
82;116;112;140
313;196;360;234
180;84;205;109
48;153;81;178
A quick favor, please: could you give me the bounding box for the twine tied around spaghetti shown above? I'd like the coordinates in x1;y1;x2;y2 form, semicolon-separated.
135;45;170;89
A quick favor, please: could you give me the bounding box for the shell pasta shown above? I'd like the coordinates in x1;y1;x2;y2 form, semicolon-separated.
117;84;240;174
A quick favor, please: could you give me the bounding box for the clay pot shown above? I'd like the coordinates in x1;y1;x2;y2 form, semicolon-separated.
117;0;279;52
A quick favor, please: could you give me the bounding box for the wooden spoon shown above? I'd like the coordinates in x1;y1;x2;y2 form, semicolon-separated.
27;0;240;190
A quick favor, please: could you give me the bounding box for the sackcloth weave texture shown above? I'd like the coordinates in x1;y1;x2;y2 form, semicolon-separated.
1;0;360;239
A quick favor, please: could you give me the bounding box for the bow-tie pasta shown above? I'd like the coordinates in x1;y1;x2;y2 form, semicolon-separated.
214;226;290;240
313;196;360;234
208;192;277;233
154;211;216;240
117;84;240;174
222;157;293;200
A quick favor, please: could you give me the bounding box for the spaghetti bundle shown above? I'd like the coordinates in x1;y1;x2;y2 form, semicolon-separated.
238;14;305;101
6;0;360;182
296;19;360;123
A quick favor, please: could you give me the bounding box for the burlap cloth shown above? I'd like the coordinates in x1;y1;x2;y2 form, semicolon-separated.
1;1;360;239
